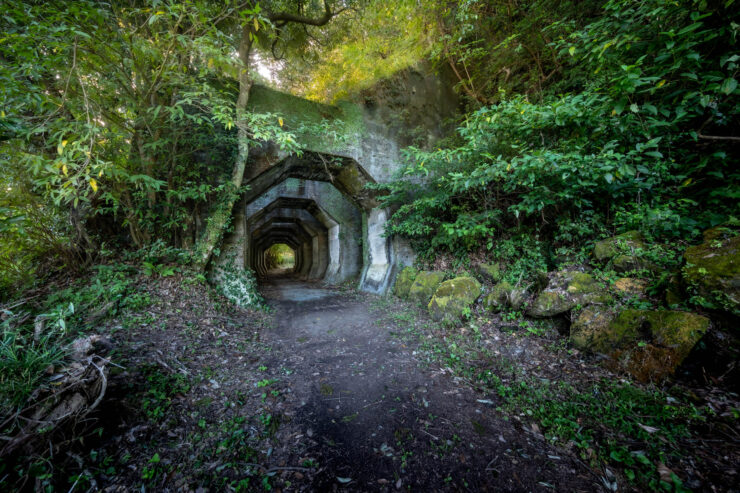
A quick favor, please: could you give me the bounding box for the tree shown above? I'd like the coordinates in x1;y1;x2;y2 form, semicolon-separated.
195;0;351;269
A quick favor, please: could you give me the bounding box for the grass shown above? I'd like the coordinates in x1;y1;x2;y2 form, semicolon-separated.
0;263;148;416
383;304;707;492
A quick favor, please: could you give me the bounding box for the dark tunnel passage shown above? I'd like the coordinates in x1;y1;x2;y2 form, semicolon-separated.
245;179;363;283
216;150;404;294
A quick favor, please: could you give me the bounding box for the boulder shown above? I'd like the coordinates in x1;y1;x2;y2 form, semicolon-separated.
613;278;648;299
593;230;646;261
428;277;482;324
408;271;446;304
394;266;418;299
527;271;611;318
683;228;740;314
570;306;616;351
484;282;526;312
476;262;502;283
571;308;710;382
613;254;658;273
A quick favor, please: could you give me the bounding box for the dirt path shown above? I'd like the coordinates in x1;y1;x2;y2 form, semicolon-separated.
256;278;602;491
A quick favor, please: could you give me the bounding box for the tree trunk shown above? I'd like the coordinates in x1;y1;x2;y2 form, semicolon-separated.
194;24;253;270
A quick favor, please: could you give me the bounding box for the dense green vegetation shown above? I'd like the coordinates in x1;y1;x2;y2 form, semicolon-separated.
0;0;738;490
374;0;738;281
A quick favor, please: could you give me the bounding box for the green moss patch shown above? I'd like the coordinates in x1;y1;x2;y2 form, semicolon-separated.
428;277;482;324
408;271;446;305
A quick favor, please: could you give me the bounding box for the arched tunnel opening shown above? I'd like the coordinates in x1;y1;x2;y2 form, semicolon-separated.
246;181;362;283
216;150;405;297
263;243;296;275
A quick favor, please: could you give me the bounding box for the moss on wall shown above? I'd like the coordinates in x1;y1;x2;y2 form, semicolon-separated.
247;85;366;154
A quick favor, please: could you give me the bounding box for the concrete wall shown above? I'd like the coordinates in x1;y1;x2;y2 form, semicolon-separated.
222;68;457;293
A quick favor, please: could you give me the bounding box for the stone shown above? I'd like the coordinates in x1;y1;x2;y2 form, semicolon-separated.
683;228;740;314
527;271;611;318
428;277;482;324
571;308;710;382
484;282;527;312
570;306;617;351
393;266;418;299
665;274;684;306
613;254;658;273
476;262;502;283
593;230;646;261
613;278;647;298
408;271;446;304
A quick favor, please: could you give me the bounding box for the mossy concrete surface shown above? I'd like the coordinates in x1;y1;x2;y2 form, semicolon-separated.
527;271;611;318
428;277;482;324
408;271;446;305
394;266;418;299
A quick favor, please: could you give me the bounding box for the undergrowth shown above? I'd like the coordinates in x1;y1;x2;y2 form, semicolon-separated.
391;307;709;492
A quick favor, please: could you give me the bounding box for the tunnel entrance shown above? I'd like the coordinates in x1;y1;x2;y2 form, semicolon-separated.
216;150;406;297
264;243;295;275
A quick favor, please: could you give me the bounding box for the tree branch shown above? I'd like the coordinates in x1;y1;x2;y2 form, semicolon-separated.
268;0;345;27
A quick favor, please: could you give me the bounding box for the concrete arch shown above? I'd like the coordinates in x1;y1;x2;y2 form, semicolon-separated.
238;154;395;292
251;217;327;280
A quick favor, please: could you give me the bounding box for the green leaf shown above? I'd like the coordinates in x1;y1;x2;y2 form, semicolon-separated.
720;77;737;95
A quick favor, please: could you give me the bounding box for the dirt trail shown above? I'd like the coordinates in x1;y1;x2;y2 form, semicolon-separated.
257;278;602;492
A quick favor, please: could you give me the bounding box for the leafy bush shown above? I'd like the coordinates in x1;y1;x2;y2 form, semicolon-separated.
379;0;738;273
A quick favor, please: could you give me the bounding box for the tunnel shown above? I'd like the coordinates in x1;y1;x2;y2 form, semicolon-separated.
216;150;394;292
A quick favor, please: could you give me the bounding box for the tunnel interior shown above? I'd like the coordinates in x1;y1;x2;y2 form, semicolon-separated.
215;150;402;295
245;177;363;283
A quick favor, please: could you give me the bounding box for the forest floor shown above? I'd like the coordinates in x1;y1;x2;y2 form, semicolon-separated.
20;274;737;492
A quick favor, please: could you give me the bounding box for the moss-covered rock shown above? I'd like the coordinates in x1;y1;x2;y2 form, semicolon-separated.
527;271;611;318
476;262;502;283
408;271;446;305
428;277;482;324
683;230;740;314
570;306;618;351
393;266;418;299
484;282;512;313
593;230;646;261
571;308;710;382
613;278;647;299
613;254;658;273
485;282;528;313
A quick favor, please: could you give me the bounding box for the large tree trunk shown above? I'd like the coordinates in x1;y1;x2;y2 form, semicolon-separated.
194;25;253;271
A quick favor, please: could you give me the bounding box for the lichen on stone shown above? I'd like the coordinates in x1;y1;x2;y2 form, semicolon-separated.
484;281;513;313
407;271;446;305
476;262;502;283
683;229;740;314
593;230;646;261
428;276;482;324
394;266;418;299
571;308;710;382
527;270;610;318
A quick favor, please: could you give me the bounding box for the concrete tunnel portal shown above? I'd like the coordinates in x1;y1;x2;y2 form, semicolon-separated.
219;151;398;293
210;81;452;296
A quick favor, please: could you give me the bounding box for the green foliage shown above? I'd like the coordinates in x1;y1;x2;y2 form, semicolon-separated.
264;243;295;270
282;0;437;101
0;262;150;414
380;0;738;277
0;0;315;294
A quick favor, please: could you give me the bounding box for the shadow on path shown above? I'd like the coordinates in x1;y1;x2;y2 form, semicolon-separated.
257;279;602;492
